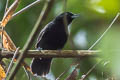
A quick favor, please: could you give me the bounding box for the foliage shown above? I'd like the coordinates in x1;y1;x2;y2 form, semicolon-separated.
0;0;120;80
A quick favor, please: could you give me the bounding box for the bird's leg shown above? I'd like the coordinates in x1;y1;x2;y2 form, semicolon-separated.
57;49;62;55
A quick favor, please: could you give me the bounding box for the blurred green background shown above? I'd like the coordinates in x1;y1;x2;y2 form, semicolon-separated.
0;0;120;80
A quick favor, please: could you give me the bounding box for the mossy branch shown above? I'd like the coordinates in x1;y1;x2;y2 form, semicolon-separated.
0;50;99;58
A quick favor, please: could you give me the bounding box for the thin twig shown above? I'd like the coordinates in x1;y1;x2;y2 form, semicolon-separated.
5;47;20;79
21;61;32;80
1;27;4;51
0;50;99;58
58;12;120;80
66;64;79;80
63;0;68;35
2;0;10;50
80;60;102;80
5;0;9;13
88;12;120;50
23;67;31;80
1;0;20;27
79;12;120;80
63;0;67;12
56;65;73;80
22;61;31;80
56;0;76;79
56;64;79;80
6;0;54;80
12;0;42;19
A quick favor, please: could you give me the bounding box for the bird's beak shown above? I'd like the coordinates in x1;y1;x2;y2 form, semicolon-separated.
72;14;80;19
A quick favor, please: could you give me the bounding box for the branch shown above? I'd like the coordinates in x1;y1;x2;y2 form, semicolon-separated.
12;0;42;19
5;48;20;79
66;64;79;80
5;0;9;13
1;0;20;27
6;0;54;80
80;60;102;80
61;12;120;80
0;50;99;58
88;12;120;50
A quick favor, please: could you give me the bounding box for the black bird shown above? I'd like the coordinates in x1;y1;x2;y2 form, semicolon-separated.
31;12;79;76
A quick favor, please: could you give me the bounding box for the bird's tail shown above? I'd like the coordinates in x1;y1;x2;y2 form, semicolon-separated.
31;58;52;76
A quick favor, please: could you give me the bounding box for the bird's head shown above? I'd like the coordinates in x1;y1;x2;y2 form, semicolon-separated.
54;12;79;25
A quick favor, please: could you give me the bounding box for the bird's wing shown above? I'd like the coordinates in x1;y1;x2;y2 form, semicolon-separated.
35;22;53;49
35;28;45;49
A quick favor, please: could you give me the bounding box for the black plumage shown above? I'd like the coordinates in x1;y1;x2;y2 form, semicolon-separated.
31;12;79;76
